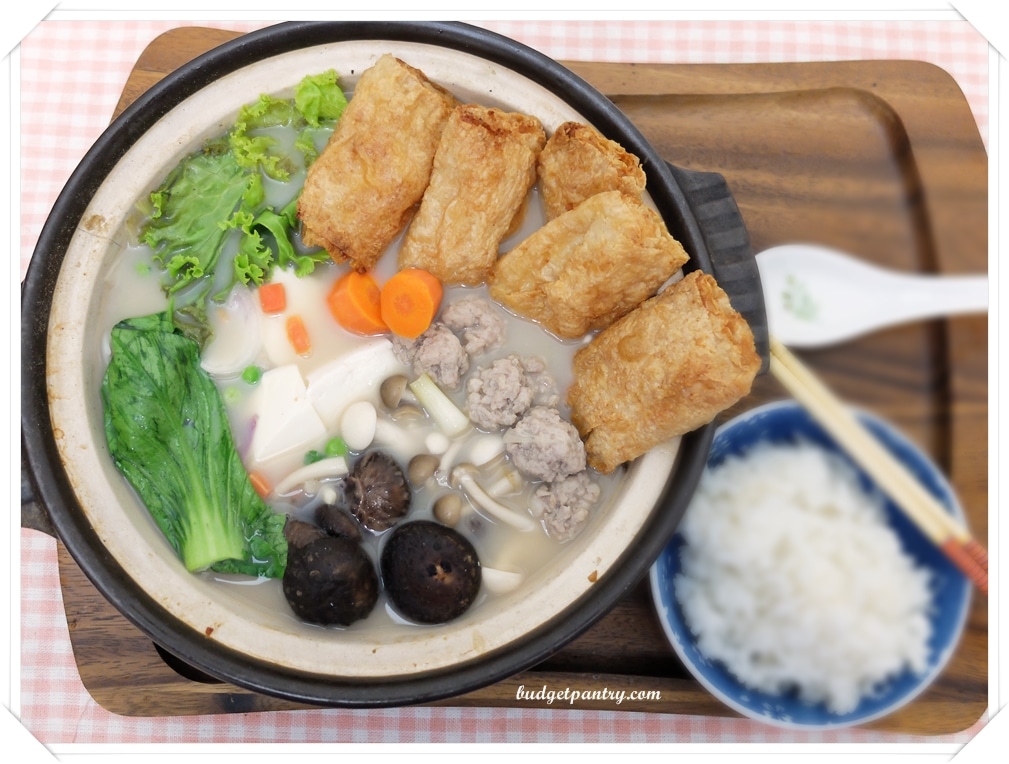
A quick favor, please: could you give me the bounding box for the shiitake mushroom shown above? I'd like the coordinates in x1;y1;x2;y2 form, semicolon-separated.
282;534;379;626
283;517;327;548
380;520;481;624
344;451;411;532
315;503;363;542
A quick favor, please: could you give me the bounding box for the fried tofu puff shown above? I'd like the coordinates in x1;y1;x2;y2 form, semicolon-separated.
537;122;647;220
298;54;457;270
398;104;546;285
488;190;689;339
568;270;761;474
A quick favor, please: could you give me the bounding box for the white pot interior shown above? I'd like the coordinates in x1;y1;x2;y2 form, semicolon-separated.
44;38;681;680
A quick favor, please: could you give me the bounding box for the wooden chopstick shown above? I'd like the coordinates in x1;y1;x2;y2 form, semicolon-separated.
768;337;988;596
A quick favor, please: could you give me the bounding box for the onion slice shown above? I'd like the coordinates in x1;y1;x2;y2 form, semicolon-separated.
200;286;263;377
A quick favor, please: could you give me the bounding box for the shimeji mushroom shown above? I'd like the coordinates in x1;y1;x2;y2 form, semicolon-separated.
449;463;536;533
379;374;410;409
432;492;464;526
407;453;441;487
271;456;350;496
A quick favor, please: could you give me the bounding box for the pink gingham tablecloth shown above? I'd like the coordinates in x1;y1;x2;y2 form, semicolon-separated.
15;17;992;752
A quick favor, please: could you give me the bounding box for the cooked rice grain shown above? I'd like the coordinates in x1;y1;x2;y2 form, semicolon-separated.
675;440;933;715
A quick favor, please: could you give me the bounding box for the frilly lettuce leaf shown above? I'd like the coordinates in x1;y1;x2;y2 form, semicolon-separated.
295;69;348;127
142;149;254;294
139;69;346;339
230;94;301;181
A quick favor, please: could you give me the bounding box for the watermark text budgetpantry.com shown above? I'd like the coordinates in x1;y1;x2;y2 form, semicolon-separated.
516;684;661;706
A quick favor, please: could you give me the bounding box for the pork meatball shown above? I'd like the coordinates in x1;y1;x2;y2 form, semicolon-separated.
392;322;469;390
503;405;586;482
441;295;507;356
517;355;559;408
532;471;601;542
466;354;536;430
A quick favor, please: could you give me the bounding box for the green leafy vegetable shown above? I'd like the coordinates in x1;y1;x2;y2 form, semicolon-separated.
295;69;348;127
229;94;301;181
143;149;254;295
139;69;347;339
260;197;331;276
229;70;346;180
102;312;287;577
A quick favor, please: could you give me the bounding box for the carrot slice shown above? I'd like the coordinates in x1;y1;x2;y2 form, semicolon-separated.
286;314;312;355
249;471;271;499
258;282;286;314
326;270;388;335
380;268;443;339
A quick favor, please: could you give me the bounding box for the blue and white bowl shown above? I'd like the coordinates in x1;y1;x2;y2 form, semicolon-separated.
649;399;973;729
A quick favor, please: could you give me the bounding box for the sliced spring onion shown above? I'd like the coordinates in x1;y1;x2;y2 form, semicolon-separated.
409;372;470;438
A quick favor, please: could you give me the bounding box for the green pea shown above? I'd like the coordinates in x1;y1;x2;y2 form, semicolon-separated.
325;436;349;457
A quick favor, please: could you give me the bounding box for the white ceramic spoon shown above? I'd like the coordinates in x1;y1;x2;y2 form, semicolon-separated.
755;243;988;348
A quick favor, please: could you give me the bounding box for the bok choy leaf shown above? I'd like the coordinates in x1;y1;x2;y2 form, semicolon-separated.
101;312;287;577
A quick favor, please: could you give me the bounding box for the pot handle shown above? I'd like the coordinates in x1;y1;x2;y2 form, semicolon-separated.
666;162;770;374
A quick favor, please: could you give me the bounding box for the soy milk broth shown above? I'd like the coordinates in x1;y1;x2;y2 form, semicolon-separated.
96;122;622;634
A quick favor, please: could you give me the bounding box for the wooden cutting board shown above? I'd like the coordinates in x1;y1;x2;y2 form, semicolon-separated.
56;26;988;733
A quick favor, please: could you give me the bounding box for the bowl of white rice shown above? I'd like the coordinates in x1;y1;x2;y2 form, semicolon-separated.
649;399;972;729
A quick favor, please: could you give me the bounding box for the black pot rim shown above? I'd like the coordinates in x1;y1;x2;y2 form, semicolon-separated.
20;20;717;708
